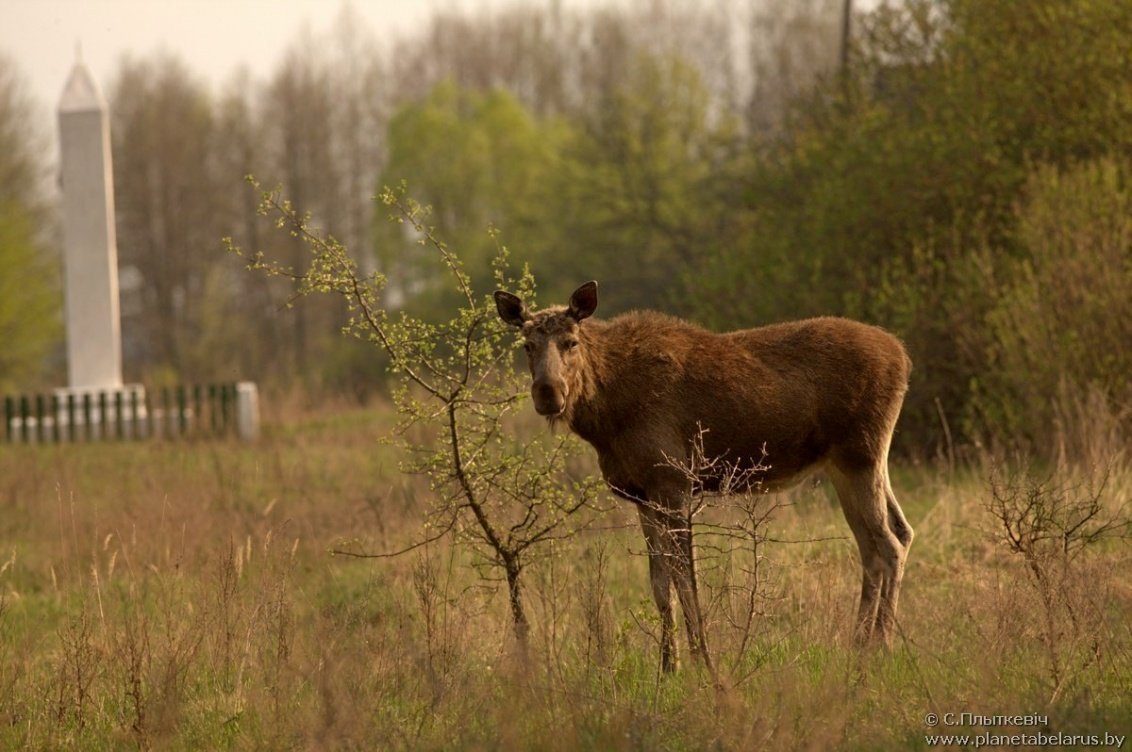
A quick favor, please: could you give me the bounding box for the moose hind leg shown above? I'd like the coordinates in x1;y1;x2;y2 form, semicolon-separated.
669;517;713;670
877;471;913;640
637;504;678;672
829;465;907;646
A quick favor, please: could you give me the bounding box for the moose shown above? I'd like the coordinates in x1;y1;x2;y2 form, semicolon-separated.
495;281;913;671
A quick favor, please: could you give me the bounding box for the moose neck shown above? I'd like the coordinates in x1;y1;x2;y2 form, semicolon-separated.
561;318;632;450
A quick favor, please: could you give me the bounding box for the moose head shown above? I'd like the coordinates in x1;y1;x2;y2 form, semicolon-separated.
494;281;598;417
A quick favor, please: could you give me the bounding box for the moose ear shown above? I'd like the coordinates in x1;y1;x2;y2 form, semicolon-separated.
494;290;529;327
568;281;598;321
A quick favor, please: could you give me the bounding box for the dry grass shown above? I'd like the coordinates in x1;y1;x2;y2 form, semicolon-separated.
1;403;1130;750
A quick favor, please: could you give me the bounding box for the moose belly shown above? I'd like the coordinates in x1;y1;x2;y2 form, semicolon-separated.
693;418;828;488
594;420;828;502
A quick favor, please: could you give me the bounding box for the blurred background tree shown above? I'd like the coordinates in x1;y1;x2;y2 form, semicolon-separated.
5;0;1130;459
0;54;60;393
685;0;1132;455
111;54;226;384
376;81;565;314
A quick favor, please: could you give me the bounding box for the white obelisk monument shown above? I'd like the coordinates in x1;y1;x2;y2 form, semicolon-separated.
58;56;123;390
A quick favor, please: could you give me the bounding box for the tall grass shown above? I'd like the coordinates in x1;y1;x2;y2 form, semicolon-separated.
1;404;1130;749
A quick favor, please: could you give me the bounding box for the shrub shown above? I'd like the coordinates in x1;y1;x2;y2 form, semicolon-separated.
967;159;1132;459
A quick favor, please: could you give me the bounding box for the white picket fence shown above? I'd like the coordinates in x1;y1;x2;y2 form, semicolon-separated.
3;382;259;443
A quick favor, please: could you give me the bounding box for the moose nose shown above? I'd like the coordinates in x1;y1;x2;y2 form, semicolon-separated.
532;381;566;416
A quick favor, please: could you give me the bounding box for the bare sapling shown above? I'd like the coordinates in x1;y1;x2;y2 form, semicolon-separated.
225;180;602;648
661;427;787;681
985;459;1130;702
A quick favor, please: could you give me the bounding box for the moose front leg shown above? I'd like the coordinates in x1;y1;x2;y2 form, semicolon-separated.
638;495;714;673
636;504;678;672
669;516;713;671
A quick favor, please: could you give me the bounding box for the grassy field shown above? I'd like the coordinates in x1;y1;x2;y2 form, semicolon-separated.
1;403;1130;750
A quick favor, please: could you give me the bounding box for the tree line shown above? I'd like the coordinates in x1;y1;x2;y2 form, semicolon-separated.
2;0;1129;458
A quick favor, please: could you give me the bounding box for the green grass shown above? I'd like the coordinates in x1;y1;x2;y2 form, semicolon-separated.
2;404;1130;749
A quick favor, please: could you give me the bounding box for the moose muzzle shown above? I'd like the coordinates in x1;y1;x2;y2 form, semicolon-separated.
531;379;567;416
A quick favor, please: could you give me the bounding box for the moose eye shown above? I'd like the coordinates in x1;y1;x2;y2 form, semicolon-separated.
561;339;579;351
523;342;535;354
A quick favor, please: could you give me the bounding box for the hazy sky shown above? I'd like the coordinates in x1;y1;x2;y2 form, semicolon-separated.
1;0;607;112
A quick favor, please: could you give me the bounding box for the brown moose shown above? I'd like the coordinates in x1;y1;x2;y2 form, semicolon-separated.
494;280;913;671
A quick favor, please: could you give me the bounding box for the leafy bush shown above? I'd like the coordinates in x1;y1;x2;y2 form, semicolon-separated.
967;159;1132;457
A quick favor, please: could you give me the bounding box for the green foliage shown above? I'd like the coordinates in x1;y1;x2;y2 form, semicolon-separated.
0;202;60;392
379;55;744;318
0;56;60;392
688;0;1132;458
377;82;567;314
941;0;1132;165
967;159;1132;453
549;52;746;313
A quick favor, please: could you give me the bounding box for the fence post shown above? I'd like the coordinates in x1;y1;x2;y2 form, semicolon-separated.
34;394;46;443
82;393;93;441
19;396;30;443
4;396;13;442
235;382;259;441
205;384;216;434
177;386;188;436
219;383;231;434
51;394;61;443
130;388;142;439
66;393;76;442
98;391;109;441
